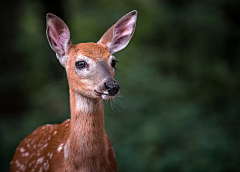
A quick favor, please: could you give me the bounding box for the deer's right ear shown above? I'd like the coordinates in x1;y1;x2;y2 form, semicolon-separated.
46;13;72;66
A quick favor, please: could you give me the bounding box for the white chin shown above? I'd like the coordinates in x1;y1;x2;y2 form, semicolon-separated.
101;94;116;100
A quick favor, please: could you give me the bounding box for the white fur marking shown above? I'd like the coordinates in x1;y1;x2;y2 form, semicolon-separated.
43;143;48;148
57;143;64;152
64;144;68;159
44;160;49;170
36;157;44;164
20;164;26;171
56;54;67;66
20;147;25;153
22;152;29;157
75;94;93;113
53;131;57;136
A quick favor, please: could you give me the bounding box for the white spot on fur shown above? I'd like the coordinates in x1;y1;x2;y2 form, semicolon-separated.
36;157;44;164
57;143;64;152
43;143;48;148
44;160;49;170
20;147;25;153
53;131;57;136
49;153;53;159
64;144;68;159
20;164;26;171
22;152;29;157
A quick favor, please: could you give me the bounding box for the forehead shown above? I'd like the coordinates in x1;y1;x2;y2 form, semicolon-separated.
70;42;111;60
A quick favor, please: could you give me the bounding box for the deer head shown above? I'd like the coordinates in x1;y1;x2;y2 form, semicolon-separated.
46;11;137;101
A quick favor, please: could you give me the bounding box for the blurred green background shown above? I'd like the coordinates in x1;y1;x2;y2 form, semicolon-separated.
0;0;240;171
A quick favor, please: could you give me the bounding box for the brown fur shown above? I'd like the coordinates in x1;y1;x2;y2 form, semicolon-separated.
72;43;111;60
10;10;137;172
10;43;117;172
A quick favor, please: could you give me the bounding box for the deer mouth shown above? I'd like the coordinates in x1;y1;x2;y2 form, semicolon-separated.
94;90;117;100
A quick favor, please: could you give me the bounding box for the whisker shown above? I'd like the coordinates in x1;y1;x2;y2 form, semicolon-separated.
115;97;124;108
113;99;122;112
110;100;115;110
117;94;123;98
115;105;122;112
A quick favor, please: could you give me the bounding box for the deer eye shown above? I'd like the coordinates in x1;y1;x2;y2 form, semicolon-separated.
75;61;86;69
111;59;118;68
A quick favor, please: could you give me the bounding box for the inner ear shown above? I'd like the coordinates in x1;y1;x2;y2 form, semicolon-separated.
46;13;72;58
98;10;137;54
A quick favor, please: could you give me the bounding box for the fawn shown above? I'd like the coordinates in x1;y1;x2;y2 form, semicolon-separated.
10;10;137;172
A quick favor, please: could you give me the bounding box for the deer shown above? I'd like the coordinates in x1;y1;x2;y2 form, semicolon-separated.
10;10;137;172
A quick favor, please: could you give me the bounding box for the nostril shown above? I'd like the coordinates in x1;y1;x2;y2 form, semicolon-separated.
104;82;110;90
115;84;120;91
104;81;120;96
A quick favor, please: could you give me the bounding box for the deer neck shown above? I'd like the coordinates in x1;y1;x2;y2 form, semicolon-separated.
66;89;108;169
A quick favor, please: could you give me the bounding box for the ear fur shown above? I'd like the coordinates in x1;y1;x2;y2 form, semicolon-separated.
98;10;137;54
46;13;72;66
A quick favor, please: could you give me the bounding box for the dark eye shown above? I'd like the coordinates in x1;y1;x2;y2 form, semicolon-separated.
75;61;86;69
111;59;118;68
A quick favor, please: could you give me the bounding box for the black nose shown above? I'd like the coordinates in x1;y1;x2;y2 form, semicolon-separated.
104;81;120;96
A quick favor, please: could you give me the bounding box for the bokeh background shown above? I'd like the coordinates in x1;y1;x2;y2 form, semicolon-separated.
0;0;240;171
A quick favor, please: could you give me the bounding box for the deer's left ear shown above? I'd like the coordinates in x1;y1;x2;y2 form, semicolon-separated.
46;13;72;66
98;10;137;54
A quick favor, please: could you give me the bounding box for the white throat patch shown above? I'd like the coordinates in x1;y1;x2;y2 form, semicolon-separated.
75;94;93;113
